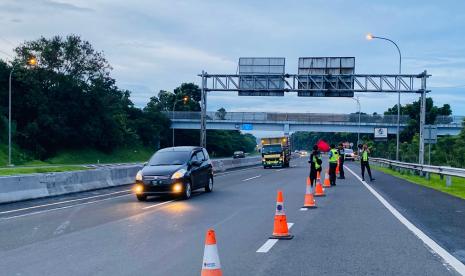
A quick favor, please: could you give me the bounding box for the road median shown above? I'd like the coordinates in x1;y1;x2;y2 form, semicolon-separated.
0;156;261;204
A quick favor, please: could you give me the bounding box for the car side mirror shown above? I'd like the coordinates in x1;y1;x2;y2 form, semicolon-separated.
143;162;148;167
190;160;202;167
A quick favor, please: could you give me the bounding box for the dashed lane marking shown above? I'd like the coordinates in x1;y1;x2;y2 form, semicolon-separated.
0;190;131;215
242;175;261;182
345;165;465;275
1;194;131;220
256;223;294;253
141;200;175;210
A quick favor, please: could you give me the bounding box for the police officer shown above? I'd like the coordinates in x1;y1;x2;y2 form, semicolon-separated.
308;145;322;187
337;143;345;179
361;144;375;182
328;144;339;186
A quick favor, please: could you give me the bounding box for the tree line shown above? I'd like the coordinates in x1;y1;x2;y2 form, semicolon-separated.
0;35;256;163
291;97;465;167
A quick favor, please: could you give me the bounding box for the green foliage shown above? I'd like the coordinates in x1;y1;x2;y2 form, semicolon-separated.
216;107;227;120
384;97;452;142
0;35;172;164
46;147;155;164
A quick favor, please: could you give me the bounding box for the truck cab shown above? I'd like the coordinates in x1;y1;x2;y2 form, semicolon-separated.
261;137;291;168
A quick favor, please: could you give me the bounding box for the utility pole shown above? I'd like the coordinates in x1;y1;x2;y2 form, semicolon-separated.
200;71;207;148
419;70;427;166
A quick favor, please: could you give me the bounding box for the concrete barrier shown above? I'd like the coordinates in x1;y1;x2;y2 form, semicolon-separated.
0;157;261;204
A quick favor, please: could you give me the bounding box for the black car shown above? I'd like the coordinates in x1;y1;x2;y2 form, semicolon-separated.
134;146;214;201
233;151;245;159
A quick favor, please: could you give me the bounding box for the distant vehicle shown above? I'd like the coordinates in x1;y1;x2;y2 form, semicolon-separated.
343;148;356;161
133;146;213;201
233;151;245;159
299;150;308;156
261;136;291;168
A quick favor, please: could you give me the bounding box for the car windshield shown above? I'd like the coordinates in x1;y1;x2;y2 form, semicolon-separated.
345;149;354;154
234;151;243;154
262;144;282;154
148;151;190;166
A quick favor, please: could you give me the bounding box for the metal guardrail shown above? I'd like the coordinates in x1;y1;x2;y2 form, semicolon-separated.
371;158;465;186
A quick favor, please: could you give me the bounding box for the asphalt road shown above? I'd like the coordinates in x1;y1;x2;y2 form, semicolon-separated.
0;157;462;275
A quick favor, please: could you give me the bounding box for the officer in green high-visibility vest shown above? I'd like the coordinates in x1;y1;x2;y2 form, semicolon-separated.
360;144;375;182
328;144;339;186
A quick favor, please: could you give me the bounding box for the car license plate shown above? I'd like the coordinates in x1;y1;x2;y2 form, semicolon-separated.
151;180;161;185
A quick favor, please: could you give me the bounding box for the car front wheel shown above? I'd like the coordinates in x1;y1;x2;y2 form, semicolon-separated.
205;176;213;193
183;182;192;199
136;194;147;201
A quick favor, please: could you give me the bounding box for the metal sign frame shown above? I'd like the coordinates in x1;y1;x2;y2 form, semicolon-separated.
198;70;431;165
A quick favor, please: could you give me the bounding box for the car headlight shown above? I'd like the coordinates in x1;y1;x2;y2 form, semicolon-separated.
171;168;187;179
135;170;143;181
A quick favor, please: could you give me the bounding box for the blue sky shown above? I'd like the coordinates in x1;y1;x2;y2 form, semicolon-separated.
0;0;464;115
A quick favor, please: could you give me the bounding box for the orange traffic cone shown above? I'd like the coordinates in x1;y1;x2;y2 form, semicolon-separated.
303;177;317;209
271;190;293;240
323;169;331;188
314;178;326;197
336;161;340;175
201;229;223;276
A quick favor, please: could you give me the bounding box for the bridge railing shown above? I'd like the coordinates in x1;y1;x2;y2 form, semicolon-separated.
371;157;465;186
435;116;464;125
165;111;413;124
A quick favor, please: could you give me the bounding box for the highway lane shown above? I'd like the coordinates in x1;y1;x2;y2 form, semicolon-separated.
345;160;465;266
0;157;459;275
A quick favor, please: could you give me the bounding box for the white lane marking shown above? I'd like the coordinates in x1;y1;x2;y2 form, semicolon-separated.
142;200;175;210
299;208;308;211
256;223;294;253
53;220;70;236
242;175;261;182
0;189;131;215
345;166;465;275
1;194;131;220
256;239;278;253
214;166;261;177
276;169;284;172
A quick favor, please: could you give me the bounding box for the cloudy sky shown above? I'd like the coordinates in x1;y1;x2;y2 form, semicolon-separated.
0;0;464;115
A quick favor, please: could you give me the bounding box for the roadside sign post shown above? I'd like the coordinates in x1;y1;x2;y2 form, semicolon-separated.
424;124;438;165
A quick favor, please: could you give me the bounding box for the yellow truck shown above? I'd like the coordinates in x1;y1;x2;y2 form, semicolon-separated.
261;137;291;168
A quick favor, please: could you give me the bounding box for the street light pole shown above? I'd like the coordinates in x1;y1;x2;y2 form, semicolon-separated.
351;96;361;146
7;57;38;166
8;68;14;166
172;100;177;147
367;34;402;160
172;95;189;147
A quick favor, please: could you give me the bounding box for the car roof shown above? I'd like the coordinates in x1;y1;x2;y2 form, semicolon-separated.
158;146;203;153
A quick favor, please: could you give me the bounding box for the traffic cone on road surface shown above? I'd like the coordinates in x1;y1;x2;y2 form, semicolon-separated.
323;169;331;188
201;229;223;276
271;190;293;240
314;178;326;197
336;161;340;175
303;178;317;209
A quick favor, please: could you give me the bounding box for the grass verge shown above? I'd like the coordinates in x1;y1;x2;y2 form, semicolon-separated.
373;165;465;200
0;165;90;176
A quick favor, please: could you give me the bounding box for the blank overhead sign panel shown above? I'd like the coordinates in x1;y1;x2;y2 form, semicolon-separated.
297;57;355;97
238;57;285;96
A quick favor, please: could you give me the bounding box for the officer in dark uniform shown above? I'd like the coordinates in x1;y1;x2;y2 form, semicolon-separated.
337;143;345;179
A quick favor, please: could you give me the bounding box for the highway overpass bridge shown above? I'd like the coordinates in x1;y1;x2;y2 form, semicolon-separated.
167;112;463;135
